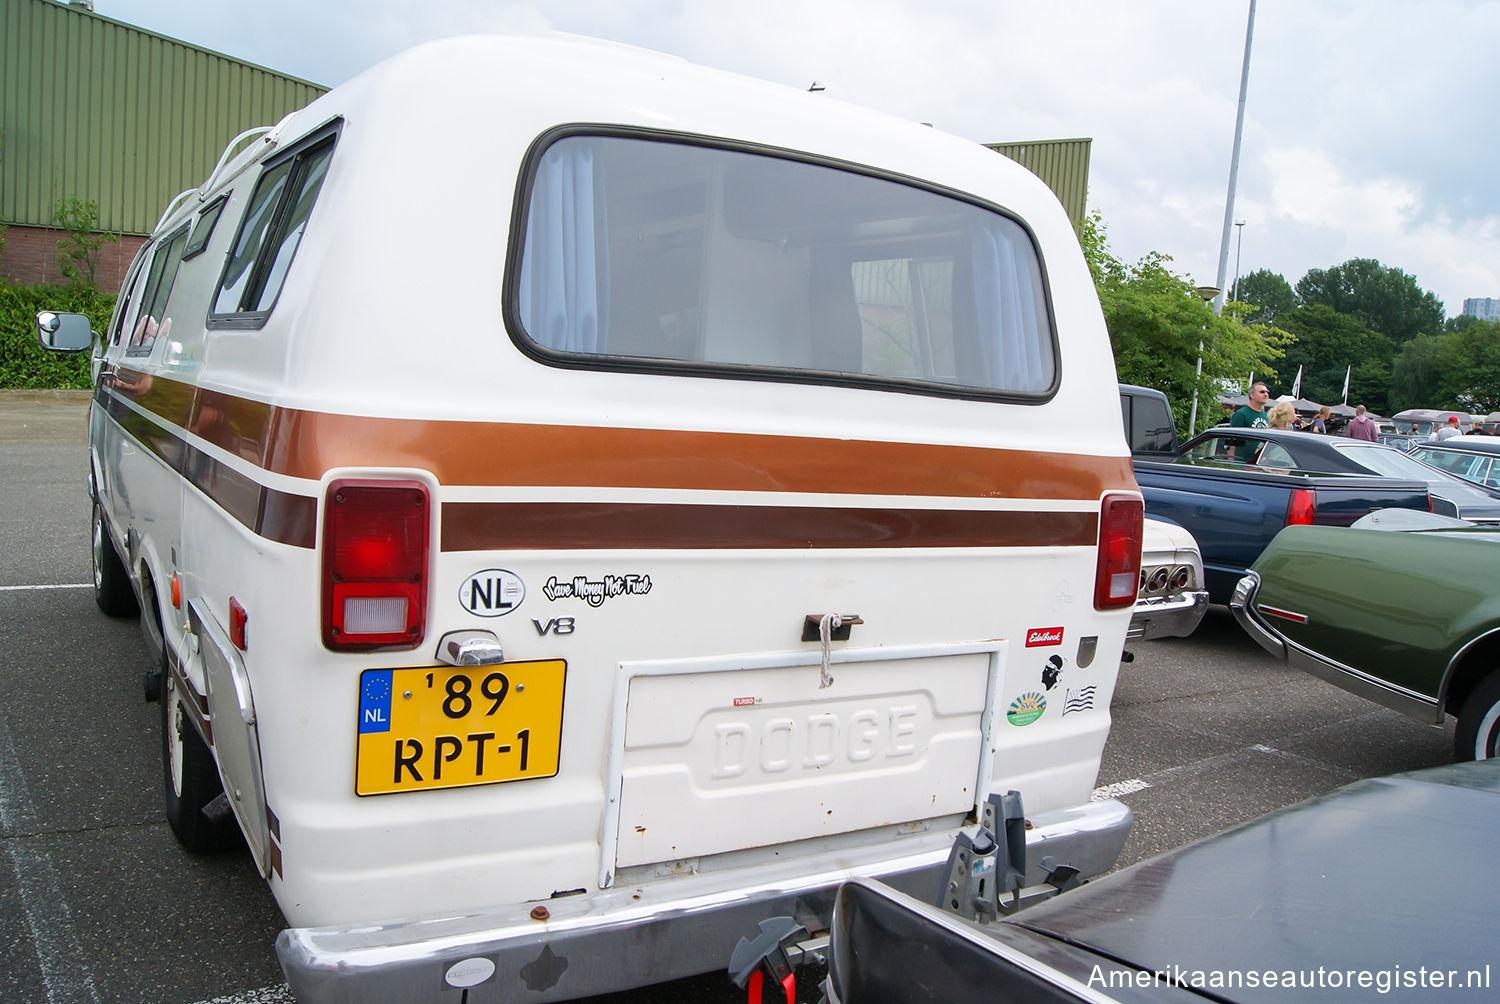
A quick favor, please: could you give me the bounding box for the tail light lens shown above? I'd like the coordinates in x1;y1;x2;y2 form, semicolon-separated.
1094;493;1144;610
1285;488;1316;526
322;479;429;651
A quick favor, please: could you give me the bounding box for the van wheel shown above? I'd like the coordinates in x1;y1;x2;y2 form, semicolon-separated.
161;659;239;852
92;500;138;617
1454;671;1500;762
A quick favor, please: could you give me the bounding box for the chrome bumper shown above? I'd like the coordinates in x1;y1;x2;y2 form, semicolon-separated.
1229;571;1285;660
276;799;1132;1002
1127;589;1209;641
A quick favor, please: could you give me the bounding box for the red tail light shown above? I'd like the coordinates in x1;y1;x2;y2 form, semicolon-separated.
1285;488;1316;526
322;479;429;651
1094;493;1144;610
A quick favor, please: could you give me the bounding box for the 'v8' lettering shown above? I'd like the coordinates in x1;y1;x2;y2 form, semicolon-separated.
533;617;575;636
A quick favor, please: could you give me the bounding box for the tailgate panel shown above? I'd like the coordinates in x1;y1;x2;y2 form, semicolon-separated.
609;643;1003;870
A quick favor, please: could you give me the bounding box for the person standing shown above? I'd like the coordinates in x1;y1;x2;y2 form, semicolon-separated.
1431;416;1465;441
1229;382;1271;461
1309;406;1331;434
1344;405;1378;441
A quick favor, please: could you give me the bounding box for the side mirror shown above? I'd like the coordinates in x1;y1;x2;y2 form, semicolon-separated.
37;311;96;353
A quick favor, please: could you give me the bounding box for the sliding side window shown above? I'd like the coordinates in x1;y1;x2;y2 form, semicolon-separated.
209;130;337;327
126;224;191;356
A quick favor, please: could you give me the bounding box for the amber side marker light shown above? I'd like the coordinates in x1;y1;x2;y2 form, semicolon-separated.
1095;494;1144;610
321;479;429;651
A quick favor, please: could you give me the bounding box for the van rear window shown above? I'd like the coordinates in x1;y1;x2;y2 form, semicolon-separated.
512;134;1056;399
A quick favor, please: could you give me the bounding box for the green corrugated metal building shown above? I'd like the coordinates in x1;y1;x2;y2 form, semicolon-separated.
3;0;1091;290
986;138;1092;227
1;0;326;287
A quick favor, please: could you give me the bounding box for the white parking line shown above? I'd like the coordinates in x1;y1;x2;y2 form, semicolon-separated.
1091;778;1151;800
0;583;92;591
0;711;100;1002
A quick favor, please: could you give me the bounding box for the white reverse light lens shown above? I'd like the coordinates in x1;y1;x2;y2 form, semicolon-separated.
343;597;408;635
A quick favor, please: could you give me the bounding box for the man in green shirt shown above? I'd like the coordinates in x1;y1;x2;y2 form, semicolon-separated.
1229;382;1270;461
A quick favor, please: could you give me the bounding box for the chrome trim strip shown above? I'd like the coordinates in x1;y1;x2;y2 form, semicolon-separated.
1233;573;1441;724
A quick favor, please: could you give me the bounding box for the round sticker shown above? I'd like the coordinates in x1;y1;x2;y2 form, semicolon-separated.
1007;692;1046;727
458;569;526;617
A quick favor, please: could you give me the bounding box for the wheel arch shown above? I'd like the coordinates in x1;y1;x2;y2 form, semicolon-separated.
1442;628;1500;719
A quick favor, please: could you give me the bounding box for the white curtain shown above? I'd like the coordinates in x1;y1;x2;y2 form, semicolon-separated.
518;141;608;353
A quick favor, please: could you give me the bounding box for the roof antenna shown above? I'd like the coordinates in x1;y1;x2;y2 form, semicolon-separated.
807;81;825;92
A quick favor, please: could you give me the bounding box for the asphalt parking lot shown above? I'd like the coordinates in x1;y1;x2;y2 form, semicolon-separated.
0;391;1454;1003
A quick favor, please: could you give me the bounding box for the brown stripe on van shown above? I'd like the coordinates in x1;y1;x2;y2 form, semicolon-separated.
115;370;1136;501
266;412;1134;501
441;502;1096;551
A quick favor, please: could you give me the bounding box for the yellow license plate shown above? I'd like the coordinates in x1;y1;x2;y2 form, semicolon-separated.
355;660;566;795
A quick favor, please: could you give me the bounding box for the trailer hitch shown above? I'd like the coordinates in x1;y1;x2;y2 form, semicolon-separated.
728;916;829;1004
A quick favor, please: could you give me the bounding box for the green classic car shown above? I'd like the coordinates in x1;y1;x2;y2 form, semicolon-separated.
1232;512;1500;761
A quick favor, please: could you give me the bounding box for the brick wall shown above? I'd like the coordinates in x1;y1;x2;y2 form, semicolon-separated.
1;225;147;293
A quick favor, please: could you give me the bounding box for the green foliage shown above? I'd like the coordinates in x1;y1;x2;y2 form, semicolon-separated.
1081;212;1288;437
52;196;119;290
1234;268;1296;325
1295;258;1444;342
1392;322;1500;413
0;283;114;389
1278;304;1395;413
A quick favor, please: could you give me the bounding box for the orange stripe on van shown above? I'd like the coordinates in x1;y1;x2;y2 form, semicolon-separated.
116;369;1136;501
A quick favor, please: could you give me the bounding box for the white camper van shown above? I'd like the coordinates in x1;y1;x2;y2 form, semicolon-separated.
40;35;1141;1001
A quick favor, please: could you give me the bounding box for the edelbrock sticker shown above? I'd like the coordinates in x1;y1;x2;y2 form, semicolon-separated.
1025;626;1064;647
459;569;525;617
1006;692;1046;726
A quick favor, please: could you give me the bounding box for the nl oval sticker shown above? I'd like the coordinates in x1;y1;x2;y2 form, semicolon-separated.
1026;626;1064;647
459;569;525;617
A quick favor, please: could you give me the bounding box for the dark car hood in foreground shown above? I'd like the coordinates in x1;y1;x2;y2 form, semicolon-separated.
1013;761;1500;996
829;761;1500;1002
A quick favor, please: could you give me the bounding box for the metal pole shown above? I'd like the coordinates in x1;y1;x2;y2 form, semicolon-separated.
1232;221;1245;306
1212;0;1256;316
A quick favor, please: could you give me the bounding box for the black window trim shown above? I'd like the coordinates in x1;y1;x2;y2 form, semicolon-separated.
502;124;1062;405
125;222;192;357
206;118;343;331
182;193;230;261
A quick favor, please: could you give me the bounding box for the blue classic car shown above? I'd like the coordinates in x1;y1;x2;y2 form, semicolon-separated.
1408;436;1500;492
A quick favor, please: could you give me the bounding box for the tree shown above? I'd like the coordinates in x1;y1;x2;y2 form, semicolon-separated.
1390;335;1445;411
1295;258;1444;343
1080;212;1288;437
1234;268;1296;325
52;196;117;290
1277;304;1395;413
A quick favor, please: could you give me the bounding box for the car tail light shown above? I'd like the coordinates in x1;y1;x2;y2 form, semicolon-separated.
322;479;429;651
1094;493;1144;610
1285;488;1316;526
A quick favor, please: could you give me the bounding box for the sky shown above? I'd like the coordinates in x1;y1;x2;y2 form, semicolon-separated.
94;0;1500;318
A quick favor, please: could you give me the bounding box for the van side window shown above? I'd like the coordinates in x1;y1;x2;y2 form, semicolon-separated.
109;244;154;346
182;195;229;260
209;134;336;325
512;134;1057;399
127;224;191;356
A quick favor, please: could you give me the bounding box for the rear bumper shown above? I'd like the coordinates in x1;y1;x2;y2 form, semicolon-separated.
276;798;1132;1002
1127;589;1209;641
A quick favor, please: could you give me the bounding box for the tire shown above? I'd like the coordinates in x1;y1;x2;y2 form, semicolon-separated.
92;500;138;618
160;658;240;852
1454;671;1500;762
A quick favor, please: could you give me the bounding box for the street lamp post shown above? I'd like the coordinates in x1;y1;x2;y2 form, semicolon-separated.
1188;285;1221;434
1231;221;1245;310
